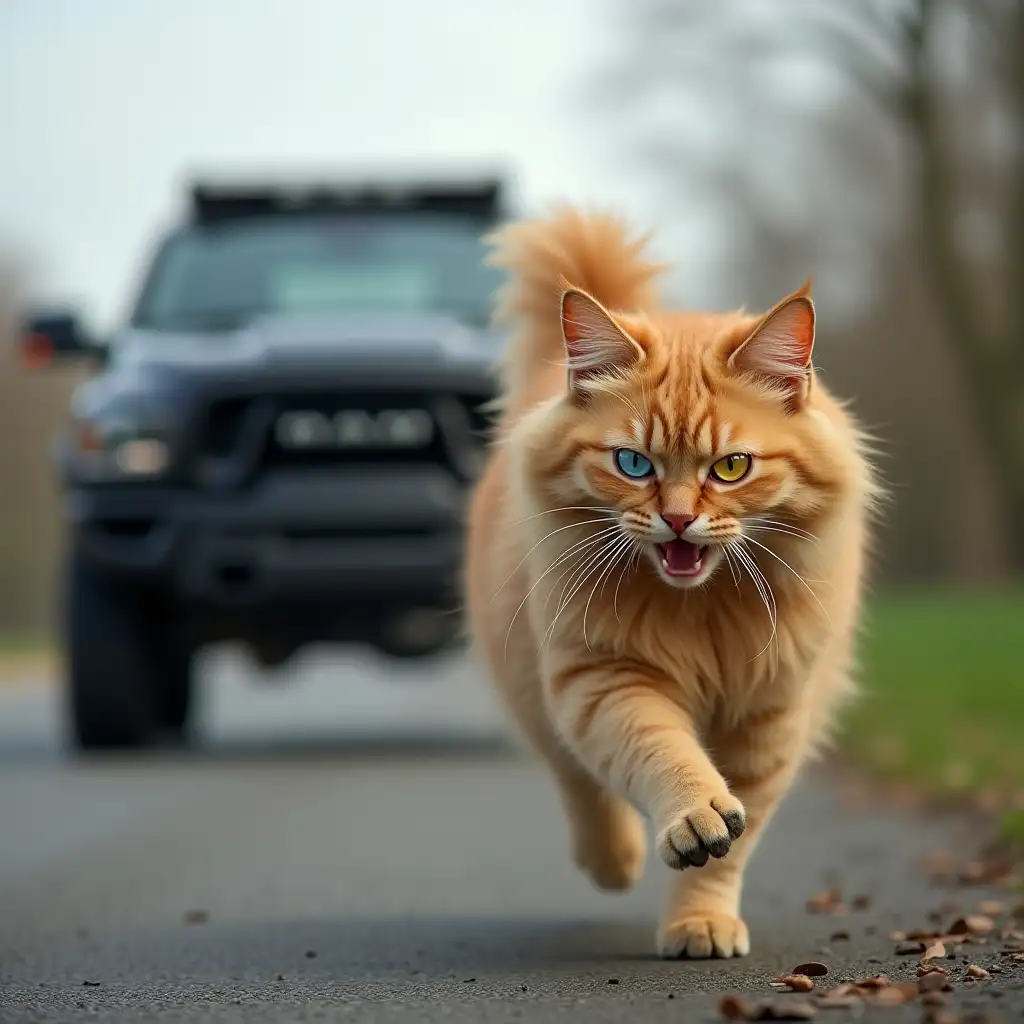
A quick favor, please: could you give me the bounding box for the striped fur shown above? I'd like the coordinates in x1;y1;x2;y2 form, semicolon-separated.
465;206;879;960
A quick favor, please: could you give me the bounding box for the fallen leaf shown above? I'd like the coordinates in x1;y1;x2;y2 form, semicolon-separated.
888;930;908;942
958;857;1015;887
183;909;209;926
828;930;850;942
811;987;861;1010
948;919;971;938
755;1002;817;1021
965;964;990;980
922;941;947;960
720;996;818;1021
895;940;927;955
908;928;944;940
918;969;952;993
852;975;890;991
872;982;918;1006
777;974;815;993
965;914;996;934
791;962;829;978
721;996;755;1020
979;900;1004;916
923;1011;960;1024
921;851;955;872
806;887;844;915
81;980;101;988
850;894;872;912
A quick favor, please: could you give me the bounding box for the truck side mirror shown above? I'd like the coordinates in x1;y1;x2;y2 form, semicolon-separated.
19;309;97;368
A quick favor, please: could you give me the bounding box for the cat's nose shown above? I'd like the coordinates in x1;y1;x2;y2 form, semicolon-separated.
661;513;696;536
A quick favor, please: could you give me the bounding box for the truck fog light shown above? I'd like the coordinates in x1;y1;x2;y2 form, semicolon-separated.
113;438;170;476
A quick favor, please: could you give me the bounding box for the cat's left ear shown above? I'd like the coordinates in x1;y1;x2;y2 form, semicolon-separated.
727;284;815;412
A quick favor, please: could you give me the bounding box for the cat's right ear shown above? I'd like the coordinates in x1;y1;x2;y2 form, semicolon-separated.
560;289;643;395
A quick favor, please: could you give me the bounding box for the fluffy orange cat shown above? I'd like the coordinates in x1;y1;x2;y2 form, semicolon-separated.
465;206;879;959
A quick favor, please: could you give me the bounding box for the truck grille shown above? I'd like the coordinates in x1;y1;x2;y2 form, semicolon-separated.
196;390;491;487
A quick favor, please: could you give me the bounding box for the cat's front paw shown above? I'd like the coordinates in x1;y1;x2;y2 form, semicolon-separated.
657;912;750;959
655;791;746;869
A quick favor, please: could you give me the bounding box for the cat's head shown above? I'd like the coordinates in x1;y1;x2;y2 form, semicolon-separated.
529;283;852;590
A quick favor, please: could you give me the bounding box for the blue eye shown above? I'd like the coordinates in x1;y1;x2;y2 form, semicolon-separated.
615;449;655;479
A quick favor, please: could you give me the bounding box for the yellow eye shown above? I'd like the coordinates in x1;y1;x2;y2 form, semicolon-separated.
710;453;752;483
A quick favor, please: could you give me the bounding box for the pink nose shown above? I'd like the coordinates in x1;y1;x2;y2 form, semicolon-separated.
661;513;696;536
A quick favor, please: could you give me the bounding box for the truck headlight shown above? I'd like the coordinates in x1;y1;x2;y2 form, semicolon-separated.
73;419;171;479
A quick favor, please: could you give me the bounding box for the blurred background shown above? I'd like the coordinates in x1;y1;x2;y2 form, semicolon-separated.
0;0;1021;803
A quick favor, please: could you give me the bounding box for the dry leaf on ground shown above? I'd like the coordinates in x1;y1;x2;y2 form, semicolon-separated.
776;974;815;993
791;962;828;978
895;940;927;955
805;888;844;915
852;975;890;991
871;981;920;1006
918;969;952;993
720;996;817;1021
850;894;872;912
965;964;990;979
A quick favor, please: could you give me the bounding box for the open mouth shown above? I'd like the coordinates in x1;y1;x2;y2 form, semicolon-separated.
658;539;708;578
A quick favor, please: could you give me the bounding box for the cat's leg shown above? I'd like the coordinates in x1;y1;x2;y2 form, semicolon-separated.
490;650;647;892
656;705;808;959
544;658;747;892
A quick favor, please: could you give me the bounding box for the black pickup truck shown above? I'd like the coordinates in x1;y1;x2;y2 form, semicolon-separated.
21;177;504;750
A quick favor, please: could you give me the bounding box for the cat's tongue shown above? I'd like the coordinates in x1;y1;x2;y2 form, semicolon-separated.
660;539;703;576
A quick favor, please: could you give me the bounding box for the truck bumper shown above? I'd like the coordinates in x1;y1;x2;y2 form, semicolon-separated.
66;466;466;611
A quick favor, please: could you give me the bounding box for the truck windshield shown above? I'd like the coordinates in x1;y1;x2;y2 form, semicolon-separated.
131;214;504;331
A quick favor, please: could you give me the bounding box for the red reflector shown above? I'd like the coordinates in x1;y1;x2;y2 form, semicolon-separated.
20;332;55;369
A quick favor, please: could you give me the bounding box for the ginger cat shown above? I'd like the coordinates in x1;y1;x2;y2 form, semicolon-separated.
465;206;878;959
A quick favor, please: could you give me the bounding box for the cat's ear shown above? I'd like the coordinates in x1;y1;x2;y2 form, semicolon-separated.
560;288;643;395
727;288;815;411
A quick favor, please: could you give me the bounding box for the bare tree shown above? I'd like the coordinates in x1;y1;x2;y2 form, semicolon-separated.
599;0;1024;570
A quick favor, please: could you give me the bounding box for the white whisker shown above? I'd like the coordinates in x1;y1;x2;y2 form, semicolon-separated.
612;541;642;622
512;505;616;525
730;542;778;666
502;524;621;658
742;536;832;623
544;533;623;651
490;515;617;605
745;517;820;544
583;534;635;650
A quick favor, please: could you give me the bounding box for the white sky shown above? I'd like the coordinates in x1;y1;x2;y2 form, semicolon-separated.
0;0;638;330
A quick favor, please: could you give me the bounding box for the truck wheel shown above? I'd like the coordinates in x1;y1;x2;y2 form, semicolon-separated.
153;643;195;737
65;555;159;750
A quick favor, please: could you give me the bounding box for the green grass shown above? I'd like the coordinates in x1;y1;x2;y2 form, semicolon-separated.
840;588;1024;803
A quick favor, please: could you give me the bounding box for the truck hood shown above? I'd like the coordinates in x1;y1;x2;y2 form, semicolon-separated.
70;312;503;430
111;312;504;376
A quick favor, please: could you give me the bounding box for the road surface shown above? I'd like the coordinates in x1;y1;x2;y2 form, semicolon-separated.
0;646;1019;1022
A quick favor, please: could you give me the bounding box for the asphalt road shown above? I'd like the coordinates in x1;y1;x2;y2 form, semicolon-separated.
0;647;1020;1023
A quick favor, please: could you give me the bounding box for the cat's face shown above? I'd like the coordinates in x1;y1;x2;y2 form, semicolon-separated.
537;287;840;591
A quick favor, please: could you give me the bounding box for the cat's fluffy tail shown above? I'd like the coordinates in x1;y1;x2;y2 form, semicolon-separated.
484;205;664;421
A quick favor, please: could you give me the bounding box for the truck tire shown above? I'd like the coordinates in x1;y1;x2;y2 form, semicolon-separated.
65;555;160;750
153;643;195;737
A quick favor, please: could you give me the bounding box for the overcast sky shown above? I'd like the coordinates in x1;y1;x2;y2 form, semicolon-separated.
0;0;636;329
